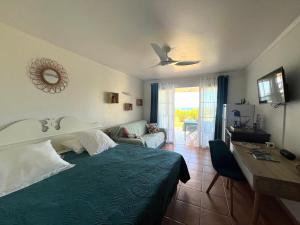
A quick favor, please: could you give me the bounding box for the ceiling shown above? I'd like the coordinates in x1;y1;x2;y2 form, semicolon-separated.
0;0;299;80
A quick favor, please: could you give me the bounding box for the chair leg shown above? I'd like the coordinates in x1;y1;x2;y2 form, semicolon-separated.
206;173;219;193
230;179;234;217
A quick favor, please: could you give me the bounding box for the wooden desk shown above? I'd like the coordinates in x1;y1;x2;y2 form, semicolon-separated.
231;142;300;225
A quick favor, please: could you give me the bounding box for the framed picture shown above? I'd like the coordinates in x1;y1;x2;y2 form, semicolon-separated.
124;103;133;111
136;99;143;106
106;92;119;103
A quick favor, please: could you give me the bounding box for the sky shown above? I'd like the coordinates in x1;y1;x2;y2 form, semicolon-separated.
175;91;199;109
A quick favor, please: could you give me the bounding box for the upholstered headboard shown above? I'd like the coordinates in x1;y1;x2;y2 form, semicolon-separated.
0;116;102;153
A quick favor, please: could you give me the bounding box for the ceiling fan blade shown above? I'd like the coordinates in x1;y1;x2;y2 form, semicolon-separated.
150;43;168;61
148;60;177;68
148;62;161;68
159;60;177;66
162;44;172;53
175;60;200;66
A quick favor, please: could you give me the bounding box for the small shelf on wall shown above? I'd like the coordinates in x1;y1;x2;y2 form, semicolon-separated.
124;103;133;111
105;92;119;104
136;99;143;106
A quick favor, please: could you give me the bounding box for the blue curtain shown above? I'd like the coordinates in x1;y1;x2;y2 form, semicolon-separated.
214;76;229;139
150;83;159;123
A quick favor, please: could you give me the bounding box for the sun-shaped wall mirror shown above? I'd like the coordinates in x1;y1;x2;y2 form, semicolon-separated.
28;58;69;94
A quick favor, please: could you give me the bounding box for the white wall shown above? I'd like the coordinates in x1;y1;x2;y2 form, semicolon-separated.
143;70;246;121
0;22;144;128
245;18;300;222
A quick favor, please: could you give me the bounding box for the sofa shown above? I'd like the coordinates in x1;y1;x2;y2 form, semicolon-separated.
109;120;166;149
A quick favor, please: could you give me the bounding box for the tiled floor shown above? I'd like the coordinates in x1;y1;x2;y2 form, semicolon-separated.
175;128;198;146
160;144;296;225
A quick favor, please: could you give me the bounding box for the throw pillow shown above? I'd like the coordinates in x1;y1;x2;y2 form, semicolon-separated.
122;127;130;138
79;129;117;156
146;123;160;134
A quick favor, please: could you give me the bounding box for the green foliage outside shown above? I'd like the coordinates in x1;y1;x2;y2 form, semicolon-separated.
174;108;199;129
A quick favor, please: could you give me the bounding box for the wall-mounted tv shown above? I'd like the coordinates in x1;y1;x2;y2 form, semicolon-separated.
257;67;288;104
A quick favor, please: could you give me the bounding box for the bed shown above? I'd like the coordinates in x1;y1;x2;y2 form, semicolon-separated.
0;117;190;225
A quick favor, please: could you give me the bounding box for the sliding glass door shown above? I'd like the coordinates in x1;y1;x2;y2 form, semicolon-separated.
174;87;199;146
158;77;217;148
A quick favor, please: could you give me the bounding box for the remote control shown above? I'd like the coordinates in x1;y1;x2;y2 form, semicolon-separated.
280;149;296;160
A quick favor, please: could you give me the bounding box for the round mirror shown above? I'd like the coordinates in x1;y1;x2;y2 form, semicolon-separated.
29;58;69;94
42;69;60;84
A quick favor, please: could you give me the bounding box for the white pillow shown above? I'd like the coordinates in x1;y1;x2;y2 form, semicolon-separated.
79;129;117;156
0;140;74;197
61;138;85;154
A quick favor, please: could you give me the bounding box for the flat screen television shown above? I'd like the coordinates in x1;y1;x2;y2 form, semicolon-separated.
257;67;288;104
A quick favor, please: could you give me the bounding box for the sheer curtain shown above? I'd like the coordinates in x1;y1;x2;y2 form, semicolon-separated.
198;76;218;148
158;82;175;143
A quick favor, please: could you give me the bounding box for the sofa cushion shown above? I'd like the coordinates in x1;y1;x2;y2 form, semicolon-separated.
142;132;165;149
120;120;147;137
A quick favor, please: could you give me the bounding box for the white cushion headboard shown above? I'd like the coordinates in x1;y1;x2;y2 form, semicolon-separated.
0;116;102;152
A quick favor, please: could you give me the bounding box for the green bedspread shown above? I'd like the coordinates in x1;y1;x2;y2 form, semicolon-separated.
0;144;190;225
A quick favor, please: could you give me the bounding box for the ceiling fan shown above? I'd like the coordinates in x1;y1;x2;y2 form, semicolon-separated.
150;43;200;67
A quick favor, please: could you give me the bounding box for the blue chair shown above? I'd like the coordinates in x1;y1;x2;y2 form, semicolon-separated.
207;140;246;216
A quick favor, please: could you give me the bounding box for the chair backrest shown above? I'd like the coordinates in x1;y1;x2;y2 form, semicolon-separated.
208;140;236;171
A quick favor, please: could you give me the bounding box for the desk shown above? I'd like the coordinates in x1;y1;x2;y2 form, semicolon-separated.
231;142;300;225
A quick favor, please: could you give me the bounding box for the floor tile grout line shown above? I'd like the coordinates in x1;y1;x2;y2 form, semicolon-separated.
163;144;240;225
163;144;292;225
223;179;236;225
163;216;187;225
178;185;231;217
175;199;202;209
200;208;234;225
175;198;202;209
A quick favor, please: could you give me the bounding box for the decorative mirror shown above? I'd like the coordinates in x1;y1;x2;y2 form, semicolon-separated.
42;69;60;84
28;58;69;94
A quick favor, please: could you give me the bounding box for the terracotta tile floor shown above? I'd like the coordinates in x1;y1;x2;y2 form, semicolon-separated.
161;144;295;225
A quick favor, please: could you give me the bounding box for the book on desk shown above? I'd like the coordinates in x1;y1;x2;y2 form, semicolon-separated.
250;149;280;162
234;142;280;162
